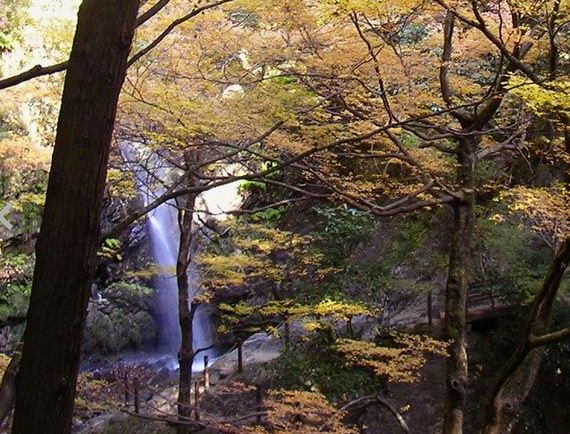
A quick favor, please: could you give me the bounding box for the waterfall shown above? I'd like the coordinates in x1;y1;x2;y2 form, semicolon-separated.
121;145;243;370
147;194;218;367
146;195;180;354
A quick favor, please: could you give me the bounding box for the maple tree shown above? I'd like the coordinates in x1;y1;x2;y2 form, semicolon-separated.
247;2;568;433
335;333;448;384
67;0;570;430
0;0;569;433
244;389;357;434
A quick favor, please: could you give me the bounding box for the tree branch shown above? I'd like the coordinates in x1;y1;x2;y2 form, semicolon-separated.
137;0;171;27
530;326;570;348
127;0;235;67
433;0;540;84
439;12;472;125
0;0;231;90
0;62;68;90
103;97;498;241
338;393;410;433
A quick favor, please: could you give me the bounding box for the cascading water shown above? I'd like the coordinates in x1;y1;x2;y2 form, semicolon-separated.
146;195;180;353
147;194;219;368
121;144;243;370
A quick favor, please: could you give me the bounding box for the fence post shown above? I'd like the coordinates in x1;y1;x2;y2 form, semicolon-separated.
427;291;433;328
203;355;210;391
256;385;263;424
123;372;130;407
237;339;243;373
284;319;290;347
133;378;140;414
194;381;200;421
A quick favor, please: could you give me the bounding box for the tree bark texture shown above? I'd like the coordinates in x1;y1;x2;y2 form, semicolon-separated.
443;138;475;434
483;238;570;434
12;1;139;433
176;152;201;434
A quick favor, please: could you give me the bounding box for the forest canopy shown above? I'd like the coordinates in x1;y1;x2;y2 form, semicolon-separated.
0;1;568;434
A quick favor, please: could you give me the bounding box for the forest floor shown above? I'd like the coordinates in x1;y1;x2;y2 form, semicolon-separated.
72;302;435;434
73;331;284;433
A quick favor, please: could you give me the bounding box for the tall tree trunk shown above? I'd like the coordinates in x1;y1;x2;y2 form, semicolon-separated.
176;152;200;434
11;1;139;433
176;211;196;433
443;138;475;434
483;239;570;434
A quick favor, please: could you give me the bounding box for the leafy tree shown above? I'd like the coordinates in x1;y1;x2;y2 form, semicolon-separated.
335;333;448;383
245;389;357;434
0;0;30;53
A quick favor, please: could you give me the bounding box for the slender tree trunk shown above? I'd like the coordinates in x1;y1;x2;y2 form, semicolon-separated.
11;1;139;433
483;239;570;434
176;152;200;434
443;138;475;434
176;214;196;433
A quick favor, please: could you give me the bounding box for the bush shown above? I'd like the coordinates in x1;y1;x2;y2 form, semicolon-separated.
263;334;382;403
0;253;33;327
0;283;30;323
313;205;376;266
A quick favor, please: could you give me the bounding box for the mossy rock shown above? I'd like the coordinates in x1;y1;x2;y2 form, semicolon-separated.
83;307;156;354
78;414;175;434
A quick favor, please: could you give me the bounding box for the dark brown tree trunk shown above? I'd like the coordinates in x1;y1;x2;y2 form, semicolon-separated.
11;1;139;433
176;152;200;434
483;238;570;434
0;344;21;427
176;216;196;433
443;138;475;434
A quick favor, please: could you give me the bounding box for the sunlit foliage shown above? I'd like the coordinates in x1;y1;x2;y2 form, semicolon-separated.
244;389;357;434
493;184;570;250
218;298;376;334
335;333;448;383
197;218;330;292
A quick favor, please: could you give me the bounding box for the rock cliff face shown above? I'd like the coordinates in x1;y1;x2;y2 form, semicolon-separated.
83;282;157;355
85;204;159;357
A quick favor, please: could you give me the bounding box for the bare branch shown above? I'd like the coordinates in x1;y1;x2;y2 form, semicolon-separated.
530;327;570;348
439;11;472;125
0;62;68;91
338;393;410;433
137;0;171;27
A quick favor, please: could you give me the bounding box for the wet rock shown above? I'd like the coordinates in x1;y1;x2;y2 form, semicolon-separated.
83;282;157;355
213;285;250;303
75;413;175;434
